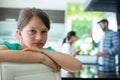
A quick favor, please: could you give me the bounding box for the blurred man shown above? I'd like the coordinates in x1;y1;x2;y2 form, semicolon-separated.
95;19;120;76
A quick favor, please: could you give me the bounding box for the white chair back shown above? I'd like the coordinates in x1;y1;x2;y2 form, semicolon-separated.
0;62;61;80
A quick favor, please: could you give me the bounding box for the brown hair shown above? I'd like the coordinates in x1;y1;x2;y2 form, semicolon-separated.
62;31;76;45
17;8;50;31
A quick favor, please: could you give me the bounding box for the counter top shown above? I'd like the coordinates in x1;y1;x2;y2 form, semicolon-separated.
73;64;120;78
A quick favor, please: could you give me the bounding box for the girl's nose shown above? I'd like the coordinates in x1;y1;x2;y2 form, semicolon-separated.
35;33;42;41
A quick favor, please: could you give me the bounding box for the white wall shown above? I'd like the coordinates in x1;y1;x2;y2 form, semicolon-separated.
44;40;63;52
44;23;65;51
92;12;118;43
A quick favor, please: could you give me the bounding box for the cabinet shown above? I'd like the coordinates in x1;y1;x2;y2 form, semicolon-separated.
0;20;17;41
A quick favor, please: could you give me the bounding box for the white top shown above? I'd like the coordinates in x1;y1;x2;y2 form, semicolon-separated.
61;43;74;77
98;33;105;65
61;43;74;54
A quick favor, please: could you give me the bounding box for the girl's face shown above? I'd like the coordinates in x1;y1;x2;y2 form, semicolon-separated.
17;16;48;49
73;35;78;41
71;35;78;43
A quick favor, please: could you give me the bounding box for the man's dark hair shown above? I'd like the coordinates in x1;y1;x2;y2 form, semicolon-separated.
98;19;109;25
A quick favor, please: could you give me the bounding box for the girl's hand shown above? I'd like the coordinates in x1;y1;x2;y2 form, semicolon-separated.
22;48;61;72
72;49;81;56
75;49;81;54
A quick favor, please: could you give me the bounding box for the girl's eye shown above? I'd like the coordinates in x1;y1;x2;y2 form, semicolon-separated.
42;31;47;34
29;30;36;34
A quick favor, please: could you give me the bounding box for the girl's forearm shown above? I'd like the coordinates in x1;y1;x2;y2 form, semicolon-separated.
0;50;61;72
0;50;45;63
38;49;82;72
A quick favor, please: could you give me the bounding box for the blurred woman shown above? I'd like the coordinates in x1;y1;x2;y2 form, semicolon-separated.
61;31;81;77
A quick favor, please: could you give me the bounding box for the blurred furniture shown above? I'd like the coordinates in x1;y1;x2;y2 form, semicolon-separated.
0;62;61;80
75;55;97;65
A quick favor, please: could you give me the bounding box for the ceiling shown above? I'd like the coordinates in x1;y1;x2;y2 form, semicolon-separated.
0;0;86;10
84;0;120;12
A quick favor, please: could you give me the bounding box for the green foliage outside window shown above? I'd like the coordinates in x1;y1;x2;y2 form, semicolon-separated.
72;19;92;39
66;3;104;40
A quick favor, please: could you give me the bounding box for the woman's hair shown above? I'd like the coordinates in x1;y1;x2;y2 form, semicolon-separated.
62;31;76;44
17;7;50;31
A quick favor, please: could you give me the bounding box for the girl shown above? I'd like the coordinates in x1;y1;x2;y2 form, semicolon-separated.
0;8;82;73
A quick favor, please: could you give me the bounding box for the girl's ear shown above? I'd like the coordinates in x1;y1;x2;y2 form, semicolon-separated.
16;29;22;38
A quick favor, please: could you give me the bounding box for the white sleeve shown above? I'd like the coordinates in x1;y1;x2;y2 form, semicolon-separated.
61;43;73;54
